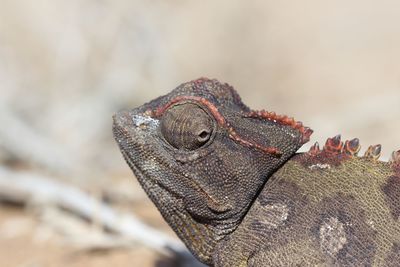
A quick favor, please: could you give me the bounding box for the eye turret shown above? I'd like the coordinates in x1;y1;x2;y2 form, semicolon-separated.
160;103;215;150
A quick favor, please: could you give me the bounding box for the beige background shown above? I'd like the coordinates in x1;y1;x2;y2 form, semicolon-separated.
0;1;399;266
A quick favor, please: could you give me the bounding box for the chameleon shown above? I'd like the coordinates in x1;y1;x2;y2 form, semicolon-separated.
113;78;400;266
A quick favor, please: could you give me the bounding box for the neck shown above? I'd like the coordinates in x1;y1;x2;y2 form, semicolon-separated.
169;207;218;264
153;191;221;265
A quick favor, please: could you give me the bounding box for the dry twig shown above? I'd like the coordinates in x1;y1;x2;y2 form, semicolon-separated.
0;167;204;267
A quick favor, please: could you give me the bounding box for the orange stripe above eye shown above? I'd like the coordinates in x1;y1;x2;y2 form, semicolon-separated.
151;96;227;125
149;96;286;156
244;110;313;144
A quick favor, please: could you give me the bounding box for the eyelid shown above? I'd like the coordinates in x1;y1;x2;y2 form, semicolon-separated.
159;102;215;150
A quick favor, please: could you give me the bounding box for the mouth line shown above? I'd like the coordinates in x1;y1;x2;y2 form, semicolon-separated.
119;147;184;201
118;141;230;214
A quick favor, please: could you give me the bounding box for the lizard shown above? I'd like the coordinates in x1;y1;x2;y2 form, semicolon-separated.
113;78;400;266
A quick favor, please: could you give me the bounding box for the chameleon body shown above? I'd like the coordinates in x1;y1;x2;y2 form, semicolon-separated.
113;78;400;266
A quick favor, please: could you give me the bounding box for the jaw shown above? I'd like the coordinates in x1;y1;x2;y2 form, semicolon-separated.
113;89;311;267
114;111;209;204
112;108;302;261
113;110;219;264
113;109;239;217
113;110;182;198
113;79;313;266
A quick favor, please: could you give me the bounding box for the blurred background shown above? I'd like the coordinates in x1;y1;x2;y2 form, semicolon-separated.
0;0;399;266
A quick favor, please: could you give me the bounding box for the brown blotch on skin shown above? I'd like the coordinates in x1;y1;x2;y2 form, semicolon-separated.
381;175;400;220
251;203;289;230
251;180;310;245
319;217;347;257
311;194;377;266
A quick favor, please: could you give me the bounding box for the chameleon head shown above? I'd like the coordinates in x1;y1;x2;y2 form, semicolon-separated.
112;78;311;262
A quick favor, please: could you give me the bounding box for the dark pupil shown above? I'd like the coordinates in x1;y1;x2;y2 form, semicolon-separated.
199;130;209;139
160;103;214;150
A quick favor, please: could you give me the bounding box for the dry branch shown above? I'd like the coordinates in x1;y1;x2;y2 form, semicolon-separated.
0;167;204;266
0;108;77;172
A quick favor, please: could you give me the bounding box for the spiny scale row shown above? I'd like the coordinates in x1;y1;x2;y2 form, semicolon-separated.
309;134;379;158
308;134;400;164
245;110;313;144
391;150;400;164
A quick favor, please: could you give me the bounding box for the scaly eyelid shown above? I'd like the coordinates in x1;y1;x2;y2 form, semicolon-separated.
148;95;284;156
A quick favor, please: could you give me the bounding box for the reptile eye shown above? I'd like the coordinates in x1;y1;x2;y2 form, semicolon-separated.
198;129;210;140
160;103;215;150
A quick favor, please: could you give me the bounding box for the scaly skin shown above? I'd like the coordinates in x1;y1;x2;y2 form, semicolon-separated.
113;78;399;266
214;151;400;266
